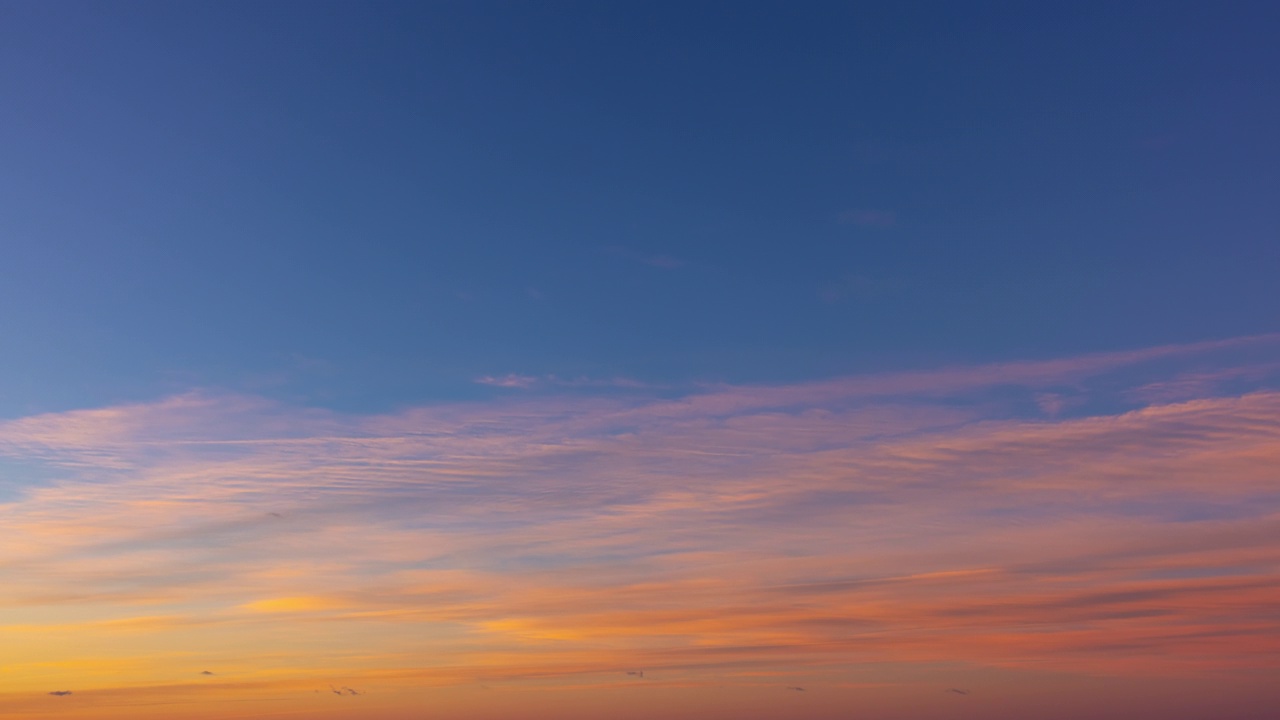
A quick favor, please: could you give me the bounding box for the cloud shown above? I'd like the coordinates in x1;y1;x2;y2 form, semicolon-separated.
545;375;657;389
475;374;539;389
474;374;658;391
1;334;1279;713
947;688;968;695
47;691;73;696
1124;363;1280;405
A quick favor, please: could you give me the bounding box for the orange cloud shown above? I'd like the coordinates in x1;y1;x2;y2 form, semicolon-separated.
2;335;1280;718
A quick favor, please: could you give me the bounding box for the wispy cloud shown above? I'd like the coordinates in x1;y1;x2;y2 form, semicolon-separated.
2;334;1280;716
474;374;540;388
1124;363;1280;405
474;374;658;391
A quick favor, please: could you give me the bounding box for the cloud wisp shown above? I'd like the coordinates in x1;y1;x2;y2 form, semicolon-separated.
1;335;1279;717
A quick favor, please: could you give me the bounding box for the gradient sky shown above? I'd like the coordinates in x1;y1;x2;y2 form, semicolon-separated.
2;2;1279;719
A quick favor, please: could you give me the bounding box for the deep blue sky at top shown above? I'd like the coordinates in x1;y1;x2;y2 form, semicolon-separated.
1;1;1277;415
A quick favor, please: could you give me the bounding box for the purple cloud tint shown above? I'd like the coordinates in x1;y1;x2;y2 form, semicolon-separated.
1;334;1279;715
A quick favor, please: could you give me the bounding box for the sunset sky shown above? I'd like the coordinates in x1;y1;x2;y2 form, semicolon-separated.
2;2;1279;719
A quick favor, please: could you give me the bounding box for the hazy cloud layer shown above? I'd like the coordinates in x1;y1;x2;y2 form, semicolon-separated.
2;335;1279;717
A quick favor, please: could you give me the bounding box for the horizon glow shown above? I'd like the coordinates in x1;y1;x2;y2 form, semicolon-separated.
2;3;1278;718
3;336;1279;718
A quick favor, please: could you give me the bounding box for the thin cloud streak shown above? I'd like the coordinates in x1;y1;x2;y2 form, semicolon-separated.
1;335;1279;715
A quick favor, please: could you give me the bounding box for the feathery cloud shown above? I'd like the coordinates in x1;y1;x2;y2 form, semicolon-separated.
1;334;1279;716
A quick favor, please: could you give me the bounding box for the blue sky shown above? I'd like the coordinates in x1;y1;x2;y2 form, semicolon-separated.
2;0;1277;417
4;5;1280;717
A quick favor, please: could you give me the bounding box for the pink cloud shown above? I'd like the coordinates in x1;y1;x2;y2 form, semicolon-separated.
1125;363;1280;404
474;374;540;389
2;334;1280;716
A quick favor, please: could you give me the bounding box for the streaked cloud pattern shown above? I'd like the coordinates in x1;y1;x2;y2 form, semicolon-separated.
3;336;1280;718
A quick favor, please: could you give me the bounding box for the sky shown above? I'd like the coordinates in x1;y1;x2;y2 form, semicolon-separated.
1;1;1278;718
